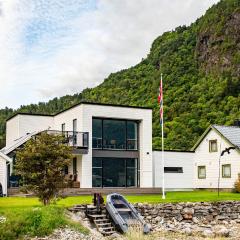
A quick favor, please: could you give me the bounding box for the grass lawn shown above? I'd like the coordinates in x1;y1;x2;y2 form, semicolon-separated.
1;191;240;209
1;191;240;239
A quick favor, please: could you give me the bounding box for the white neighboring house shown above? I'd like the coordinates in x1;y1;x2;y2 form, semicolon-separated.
2;102;153;190
192;125;240;189
153;150;194;190
0;152;12;196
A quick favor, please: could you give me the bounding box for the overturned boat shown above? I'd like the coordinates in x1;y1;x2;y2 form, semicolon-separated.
106;193;150;234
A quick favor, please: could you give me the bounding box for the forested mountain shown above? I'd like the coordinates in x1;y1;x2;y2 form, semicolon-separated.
0;0;239;150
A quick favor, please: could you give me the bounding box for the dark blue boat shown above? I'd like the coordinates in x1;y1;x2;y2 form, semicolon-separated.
106;193;150;233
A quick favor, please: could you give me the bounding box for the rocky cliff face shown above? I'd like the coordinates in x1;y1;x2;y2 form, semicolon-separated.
196;4;240;77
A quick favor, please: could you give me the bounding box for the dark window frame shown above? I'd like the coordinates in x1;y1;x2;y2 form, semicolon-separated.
92;157;139;188
61;123;65;132
92;117;139;151
222;164;231;178
73;157;77;175
73;119;77;145
198;166;206;179
209;139;218;152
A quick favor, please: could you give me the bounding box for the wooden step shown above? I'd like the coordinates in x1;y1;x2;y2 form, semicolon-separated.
99;226;115;232
88;214;107;219
94;219;109;222
101;230;116;236
96;222;112;227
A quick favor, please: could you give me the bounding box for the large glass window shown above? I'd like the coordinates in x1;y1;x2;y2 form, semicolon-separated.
92;119;102;149
92;118;138;150
92;158;139;187
103;158;126;187
73;119;77;145
103;120;126;149
126;158;138;187
127;121;138;150
92;158;102;187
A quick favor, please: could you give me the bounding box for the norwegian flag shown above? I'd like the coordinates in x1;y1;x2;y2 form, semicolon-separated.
158;75;163;125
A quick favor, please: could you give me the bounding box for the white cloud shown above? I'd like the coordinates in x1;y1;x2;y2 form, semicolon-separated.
0;0;219;108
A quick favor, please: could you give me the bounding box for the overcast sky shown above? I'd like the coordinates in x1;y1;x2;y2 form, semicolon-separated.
0;0;219;109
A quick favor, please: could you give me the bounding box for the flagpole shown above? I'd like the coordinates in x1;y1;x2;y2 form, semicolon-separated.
161;73;166;199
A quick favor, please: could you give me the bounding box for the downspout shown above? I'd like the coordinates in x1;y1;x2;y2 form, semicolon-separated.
5;161;11;197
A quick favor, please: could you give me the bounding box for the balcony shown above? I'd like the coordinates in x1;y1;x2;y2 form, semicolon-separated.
46;130;89;154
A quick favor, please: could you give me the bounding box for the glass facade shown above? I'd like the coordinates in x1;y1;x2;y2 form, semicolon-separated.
73;119;77;145
92;118;138;150
92;158;139;188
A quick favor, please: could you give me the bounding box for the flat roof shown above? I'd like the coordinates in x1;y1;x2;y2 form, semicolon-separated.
6;101;152;121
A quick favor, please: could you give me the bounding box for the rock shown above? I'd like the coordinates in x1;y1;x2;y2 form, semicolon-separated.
214;225;230;237
202;229;214;238
182;227;192;235
183;213;193;220
146;216;152;220
192;217;199;224
182;207;194;215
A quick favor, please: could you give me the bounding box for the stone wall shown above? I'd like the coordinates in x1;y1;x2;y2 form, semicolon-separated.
134;201;240;237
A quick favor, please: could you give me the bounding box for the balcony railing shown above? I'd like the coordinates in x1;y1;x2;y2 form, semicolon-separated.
46;130;89;149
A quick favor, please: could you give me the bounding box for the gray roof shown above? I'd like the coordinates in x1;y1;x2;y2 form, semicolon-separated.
213;125;240;148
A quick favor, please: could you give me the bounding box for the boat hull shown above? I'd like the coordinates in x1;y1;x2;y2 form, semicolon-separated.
106;193;150;234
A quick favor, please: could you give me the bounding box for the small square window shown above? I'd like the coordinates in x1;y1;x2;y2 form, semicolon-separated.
222;164;231;178
209;140;218;152
198;166;206;179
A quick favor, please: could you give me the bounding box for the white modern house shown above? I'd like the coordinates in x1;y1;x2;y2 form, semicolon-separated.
1;102;154;192
0;101;239;195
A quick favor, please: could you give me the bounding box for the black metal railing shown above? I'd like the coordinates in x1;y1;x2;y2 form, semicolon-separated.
46;130;89;149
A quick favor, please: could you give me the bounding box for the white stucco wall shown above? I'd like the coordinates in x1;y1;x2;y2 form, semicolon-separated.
153;150;194;190
194;128;240;189
6;114;54;147
6;115;20;147
0;154;7;195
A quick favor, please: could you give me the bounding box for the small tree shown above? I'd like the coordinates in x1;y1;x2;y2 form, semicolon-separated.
16;132;73;205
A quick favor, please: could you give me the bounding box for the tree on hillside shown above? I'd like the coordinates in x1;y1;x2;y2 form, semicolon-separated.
15;132;73;205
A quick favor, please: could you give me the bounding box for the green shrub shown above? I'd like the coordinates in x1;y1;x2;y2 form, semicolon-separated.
0;206;88;240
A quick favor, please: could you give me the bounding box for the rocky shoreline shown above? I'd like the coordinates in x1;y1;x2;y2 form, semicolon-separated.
134;201;240;238
31;201;240;239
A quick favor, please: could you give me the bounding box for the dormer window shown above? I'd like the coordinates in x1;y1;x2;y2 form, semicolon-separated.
209;140;217;152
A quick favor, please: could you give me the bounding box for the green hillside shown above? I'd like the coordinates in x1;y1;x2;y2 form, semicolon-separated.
0;0;239;150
